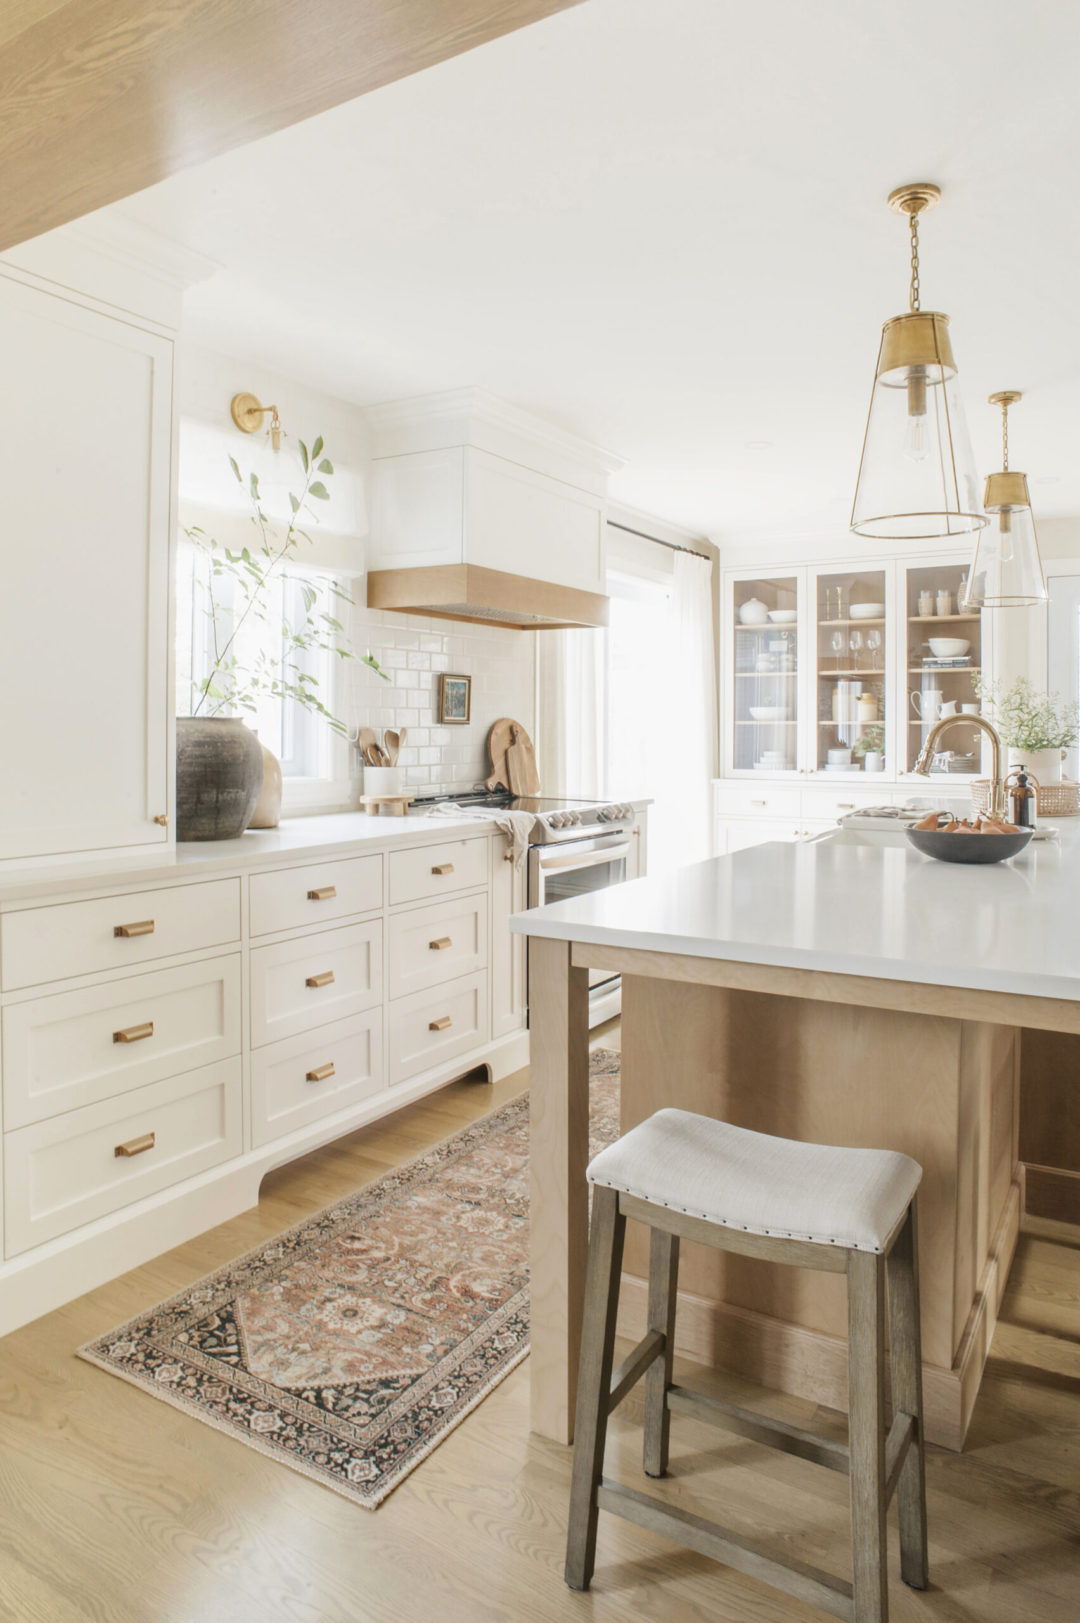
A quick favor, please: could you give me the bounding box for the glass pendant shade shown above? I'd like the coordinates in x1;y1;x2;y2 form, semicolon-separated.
851;312;987;540
963;471;1047;607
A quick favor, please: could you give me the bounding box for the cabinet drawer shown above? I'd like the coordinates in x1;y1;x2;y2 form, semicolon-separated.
2;955;241;1129
802;788;891;823
388;971;488;1087
252;1012;383;1148
388;838;488;906
250;921;382;1048
388;895;487;1001
3;1058;242;1257
249;856;382;937
713;783;801;819
1;878;240;991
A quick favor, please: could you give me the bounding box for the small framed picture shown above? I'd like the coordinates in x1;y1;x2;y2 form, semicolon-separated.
438;673;471;725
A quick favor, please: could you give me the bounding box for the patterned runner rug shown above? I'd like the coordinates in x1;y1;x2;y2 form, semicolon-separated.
78;1049;621;1509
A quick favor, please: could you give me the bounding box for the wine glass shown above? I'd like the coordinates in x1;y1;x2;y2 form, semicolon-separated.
830;630;846;667
865;629;882;670
849;630;864;672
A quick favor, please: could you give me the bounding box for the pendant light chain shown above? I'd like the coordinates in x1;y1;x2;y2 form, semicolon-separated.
1001;397;1009;471
908;210;921;312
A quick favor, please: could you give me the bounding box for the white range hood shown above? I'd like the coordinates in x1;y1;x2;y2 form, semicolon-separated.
365;389;622;630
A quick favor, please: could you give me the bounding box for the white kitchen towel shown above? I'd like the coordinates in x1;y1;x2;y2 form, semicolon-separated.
428;805;535;869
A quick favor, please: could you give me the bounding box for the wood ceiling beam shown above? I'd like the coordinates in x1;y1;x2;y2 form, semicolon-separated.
0;0;585;252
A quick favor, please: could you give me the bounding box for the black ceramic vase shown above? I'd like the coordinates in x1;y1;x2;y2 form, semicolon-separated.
176;717;264;841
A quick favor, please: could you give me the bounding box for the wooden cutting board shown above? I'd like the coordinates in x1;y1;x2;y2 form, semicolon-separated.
506;723;541;797
485;718;515;791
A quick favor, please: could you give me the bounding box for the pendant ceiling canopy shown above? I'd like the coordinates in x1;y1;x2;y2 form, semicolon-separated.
851;184;987;542
963;392;1047;608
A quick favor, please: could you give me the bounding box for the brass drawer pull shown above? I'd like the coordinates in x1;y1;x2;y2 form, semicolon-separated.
431;863;454;875
306;971;336;988
114;920;155;938
306;1062;336;1083
113;1021;154;1045
115;1132;155;1158
429;1015;452;1032
307;886;337;901
429;937;452;951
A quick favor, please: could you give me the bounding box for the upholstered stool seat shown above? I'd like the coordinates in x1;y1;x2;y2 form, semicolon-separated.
566;1108;929;1623
587;1107;922;1253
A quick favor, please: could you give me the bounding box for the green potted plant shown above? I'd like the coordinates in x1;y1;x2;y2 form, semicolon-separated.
973;676;1079;785
177;437;387;840
853;723;885;774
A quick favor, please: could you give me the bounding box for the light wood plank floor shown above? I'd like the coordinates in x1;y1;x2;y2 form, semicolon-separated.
1;1030;1078;1623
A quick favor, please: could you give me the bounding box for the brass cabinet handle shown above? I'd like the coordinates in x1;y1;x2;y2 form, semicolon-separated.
429;1015;452;1031
306;1062;336;1083
306;970;336;988
307;886;337;901
836;802;855;810
431;863;454;875
113;1021;154;1045
153;813;169;827
114;920;155;938
429;937;452;951
115;1132;155;1158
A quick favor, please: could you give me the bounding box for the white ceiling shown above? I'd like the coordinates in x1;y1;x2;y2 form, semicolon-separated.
102;0;1080;541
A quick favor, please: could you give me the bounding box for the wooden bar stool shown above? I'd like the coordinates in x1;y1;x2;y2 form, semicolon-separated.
565;1108;928;1622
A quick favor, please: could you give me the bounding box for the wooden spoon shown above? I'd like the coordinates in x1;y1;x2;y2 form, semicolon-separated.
384;729;401;765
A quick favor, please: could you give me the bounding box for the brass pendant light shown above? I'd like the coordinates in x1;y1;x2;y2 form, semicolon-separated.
851;184;987;540
962;392;1047;607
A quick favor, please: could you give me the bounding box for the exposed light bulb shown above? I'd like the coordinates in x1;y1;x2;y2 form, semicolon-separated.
998;507;1014;563
904;369;929;463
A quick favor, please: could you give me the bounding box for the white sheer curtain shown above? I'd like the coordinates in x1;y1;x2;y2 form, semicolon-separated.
537;546;718;875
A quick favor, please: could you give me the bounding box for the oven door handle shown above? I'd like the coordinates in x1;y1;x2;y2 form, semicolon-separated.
537;841;632;873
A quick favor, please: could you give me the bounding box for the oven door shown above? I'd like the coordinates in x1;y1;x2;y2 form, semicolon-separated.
528;833;632;1028
528;833;632;910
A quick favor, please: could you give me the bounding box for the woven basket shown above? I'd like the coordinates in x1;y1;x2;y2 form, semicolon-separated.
971;777;1080;817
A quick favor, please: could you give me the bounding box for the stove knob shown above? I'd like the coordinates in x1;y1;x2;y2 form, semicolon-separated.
570;811;582;824
596;808;610;822
548;813;562;828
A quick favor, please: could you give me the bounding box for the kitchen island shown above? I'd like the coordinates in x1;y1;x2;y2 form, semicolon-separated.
512;830;1080;1449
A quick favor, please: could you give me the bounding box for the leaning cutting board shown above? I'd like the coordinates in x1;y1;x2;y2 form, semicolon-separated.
485;718;515;791
506;723;541;797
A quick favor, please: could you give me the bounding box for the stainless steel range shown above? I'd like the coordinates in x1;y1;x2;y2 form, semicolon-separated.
410;791;636;1025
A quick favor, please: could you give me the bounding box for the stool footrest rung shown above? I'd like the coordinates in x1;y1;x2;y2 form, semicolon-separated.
596;1479;854;1621
607;1329;665;1413
884;1410;915;1502
667;1384;851;1475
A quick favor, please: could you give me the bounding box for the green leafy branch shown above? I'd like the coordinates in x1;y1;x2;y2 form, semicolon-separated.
184;436;388;736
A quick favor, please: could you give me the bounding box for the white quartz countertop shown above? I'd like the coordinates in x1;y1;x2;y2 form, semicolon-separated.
511;825;1080;1003
0;811;498;906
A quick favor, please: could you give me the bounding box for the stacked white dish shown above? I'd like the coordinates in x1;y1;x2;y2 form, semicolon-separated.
767;609;798;624
849;602;886;620
749;705;791;721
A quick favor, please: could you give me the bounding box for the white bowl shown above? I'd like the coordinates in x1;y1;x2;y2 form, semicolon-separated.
928;638;971;658
849;602;885;619
749;705;791;721
827;748;852;765
767;609;797;624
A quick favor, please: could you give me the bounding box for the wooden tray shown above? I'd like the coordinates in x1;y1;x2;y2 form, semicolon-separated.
357;793;415;818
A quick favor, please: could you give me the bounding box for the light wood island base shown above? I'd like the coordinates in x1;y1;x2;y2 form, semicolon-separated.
615;975;1020;1451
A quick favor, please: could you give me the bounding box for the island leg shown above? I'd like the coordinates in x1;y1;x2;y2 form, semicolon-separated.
528;935;591;1443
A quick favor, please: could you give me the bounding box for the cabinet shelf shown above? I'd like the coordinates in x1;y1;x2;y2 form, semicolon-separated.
907;666;976;675
735;720;797;726
819;720;880;728
817;618;885;627
735;622;797;633
908;614;979;623
735;670;798;678
818;668;885;678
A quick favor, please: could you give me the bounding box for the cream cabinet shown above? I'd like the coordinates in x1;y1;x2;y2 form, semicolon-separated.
0;268;174;861
722;553;993;790
0;823;528;1337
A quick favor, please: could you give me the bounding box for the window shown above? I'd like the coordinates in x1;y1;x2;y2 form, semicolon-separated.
176;537;347;794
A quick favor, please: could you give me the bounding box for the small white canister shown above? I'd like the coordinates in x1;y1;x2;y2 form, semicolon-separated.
363;766;403;795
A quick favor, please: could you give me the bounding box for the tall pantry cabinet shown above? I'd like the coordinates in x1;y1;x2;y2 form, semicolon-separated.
0;228;194;862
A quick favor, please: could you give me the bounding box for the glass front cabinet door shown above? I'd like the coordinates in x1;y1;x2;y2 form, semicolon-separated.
902;558;986;775
811;566;889;778
729;573;800;775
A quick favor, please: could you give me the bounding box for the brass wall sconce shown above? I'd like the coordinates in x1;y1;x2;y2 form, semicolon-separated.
230;392;285;451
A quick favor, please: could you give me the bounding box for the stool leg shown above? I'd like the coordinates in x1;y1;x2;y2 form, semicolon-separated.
643;1226;679;1478
848;1249;889;1623
565;1186;626;1591
886;1203;929;1590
